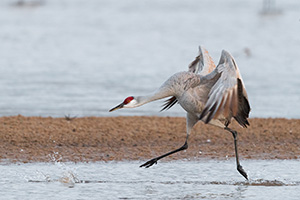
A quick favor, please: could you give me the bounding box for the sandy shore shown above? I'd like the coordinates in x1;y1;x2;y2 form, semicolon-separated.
0;116;299;163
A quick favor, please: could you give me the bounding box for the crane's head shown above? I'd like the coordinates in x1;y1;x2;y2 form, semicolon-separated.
109;96;137;112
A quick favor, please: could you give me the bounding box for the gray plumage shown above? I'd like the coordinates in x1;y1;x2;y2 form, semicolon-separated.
109;46;251;180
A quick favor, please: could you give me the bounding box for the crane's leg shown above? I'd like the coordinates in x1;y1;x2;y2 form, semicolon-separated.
140;113;198;168
225;127;248;180
139;140;188;168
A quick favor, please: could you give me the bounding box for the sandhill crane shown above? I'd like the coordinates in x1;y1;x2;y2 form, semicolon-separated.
109;46;250;180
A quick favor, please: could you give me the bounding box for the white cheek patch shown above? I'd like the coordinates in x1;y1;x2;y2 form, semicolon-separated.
124;99;138;108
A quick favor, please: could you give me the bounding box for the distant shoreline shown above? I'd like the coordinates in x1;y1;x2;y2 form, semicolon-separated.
0;116;299;163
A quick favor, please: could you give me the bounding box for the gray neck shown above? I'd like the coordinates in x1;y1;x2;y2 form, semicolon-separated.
135;87;174;107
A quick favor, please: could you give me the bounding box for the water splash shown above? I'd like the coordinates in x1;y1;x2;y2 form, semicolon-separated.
48;152;62;163
25;170;51;183
59;170;80;188
49;152;81;187
26;152;81;187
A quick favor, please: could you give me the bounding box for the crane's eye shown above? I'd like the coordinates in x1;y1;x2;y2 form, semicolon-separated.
123;96;134;105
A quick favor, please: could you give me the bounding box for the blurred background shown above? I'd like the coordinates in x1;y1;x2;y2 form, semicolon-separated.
0;0;299;118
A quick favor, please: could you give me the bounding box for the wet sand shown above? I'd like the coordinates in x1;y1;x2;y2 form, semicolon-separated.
0;116;299;163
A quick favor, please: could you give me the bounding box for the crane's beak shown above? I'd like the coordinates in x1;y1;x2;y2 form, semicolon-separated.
109;103;124;112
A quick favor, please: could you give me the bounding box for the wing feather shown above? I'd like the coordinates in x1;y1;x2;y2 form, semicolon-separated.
188;46;216;75
160;96;178;111
161;46;216;111
199;50;251;127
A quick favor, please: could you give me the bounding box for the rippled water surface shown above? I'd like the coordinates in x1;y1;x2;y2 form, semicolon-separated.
1;160;300;199
0;0;299;118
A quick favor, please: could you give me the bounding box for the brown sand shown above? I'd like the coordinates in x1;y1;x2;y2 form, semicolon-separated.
0;116;299;163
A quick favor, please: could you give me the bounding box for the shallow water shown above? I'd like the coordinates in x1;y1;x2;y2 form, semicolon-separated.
1;159;300;199
0;0;299;118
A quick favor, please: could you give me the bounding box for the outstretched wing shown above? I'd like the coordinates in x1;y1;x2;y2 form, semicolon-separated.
161;46;216;111
199;50;250;128
188;46;216;75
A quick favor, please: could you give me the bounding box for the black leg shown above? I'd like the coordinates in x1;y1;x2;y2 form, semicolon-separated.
140;140;188;168
225;127;248;180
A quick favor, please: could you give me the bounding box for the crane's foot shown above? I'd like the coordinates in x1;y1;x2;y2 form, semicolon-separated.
237;164;248;180
140;158;158;168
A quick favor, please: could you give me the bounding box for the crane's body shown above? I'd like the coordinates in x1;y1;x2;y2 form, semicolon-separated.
109;46;250;180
